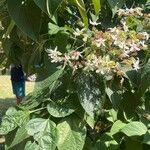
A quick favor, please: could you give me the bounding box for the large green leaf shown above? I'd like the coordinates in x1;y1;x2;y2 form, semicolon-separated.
26;118;58;150
7;125;30;149
57;115;86;150
7;0;41;41
33;0;64;17
0;107;29;135
121;121;147;137
34;67;64;92
91;0;101;15
47;95;77;118
76;73;103;119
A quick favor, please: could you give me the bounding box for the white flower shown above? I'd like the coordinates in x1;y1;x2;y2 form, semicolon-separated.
118;42;129;50
84;61;95;71
109;27;119;33
123;50;130;57
139;41;148;49
70;51;83;60
129;43;140;52
142;32;149;40
133;58;140;71
89;19;101;26
64;53;71;64
47;47;63;63
134;7;143;16
83;34;88;42
121;20;129;32
95;38;106;47
117;9;125;16
73;28;85;36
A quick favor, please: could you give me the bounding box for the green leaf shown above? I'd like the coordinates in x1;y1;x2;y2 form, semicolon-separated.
121;121;147;137
143;130;150;145
107;0;125;16
0;107;29;135
84;113;95;129
57;115;86;150
124;137;143;150
26;118;58;150
138;61;150;96
92;133;119;150
48;22;66;35
47;95;76;118
91;0;101;15
105;87;122;109
34;68;64;93
74;0;88;27
76;73;103;119
7;0;41;41
3;20;15;41
7;125;30;149
106;109;118;123
110;120;126;135
25;141;40;150
121;91;139;116
54;32;69;52
33;0;64;17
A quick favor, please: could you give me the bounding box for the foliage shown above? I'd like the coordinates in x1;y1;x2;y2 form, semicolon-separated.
0;0;150;150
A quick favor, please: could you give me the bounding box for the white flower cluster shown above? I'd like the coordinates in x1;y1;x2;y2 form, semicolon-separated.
47;47;118;74
118;7;143;16
47;7;149;76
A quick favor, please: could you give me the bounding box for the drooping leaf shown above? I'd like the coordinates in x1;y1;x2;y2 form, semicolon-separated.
26;118;58;150
57;115;86;150
76;72;103;119
33;0;64;17
7;0;41;41
121;121;147;137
